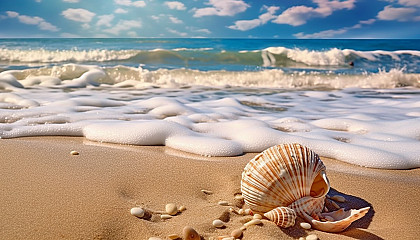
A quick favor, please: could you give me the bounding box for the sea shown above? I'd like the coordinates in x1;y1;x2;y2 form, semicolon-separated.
0;38;419;169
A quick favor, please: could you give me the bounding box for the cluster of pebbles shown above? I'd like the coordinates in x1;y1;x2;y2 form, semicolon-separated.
130;189;347;240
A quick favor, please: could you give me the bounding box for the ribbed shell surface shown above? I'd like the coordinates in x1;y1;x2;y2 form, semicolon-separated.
241;143;327;213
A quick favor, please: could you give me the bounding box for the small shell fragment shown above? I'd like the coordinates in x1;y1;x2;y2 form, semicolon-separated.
160;214;173;220
221;237;234;240
238;209;245;215
183;226;200;240
218;201;230;206
331;201;340;209
324;216;335;221
300;222;311;230
168;234;180;240
166;203;178;215
178;205;187;212
212;219;225;228
244;219;262;228
148;238;162;240
201;189;213;195
231;229;243;239
253;213;262;219
331;195;346;203
244;209;251;215
130;207;145;218
70;150;79;155
306;234;318;240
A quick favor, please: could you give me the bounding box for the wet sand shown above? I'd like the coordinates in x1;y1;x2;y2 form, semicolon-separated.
1;137;419;239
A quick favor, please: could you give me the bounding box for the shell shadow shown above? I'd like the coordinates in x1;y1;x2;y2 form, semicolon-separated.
279;187;381;239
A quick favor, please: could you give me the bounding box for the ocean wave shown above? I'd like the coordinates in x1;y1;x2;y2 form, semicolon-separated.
1;64;419;90
1;47;420;69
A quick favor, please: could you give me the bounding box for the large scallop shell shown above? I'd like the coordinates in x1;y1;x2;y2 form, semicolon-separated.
241;143;330;214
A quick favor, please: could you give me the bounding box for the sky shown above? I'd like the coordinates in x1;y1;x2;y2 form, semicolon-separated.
0;0;419;38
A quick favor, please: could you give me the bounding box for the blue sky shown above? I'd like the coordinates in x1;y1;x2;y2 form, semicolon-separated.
0;0;419;38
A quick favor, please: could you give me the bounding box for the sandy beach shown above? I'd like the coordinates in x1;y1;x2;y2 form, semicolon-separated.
1;136;419;240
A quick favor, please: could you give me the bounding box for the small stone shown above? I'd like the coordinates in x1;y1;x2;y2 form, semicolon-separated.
212;219;225;228
306;234;318;240
244;219;262;228
183;226;200;240
221;237;234;240
331;195;346;203
231;229;243;239
178;205;187;212
299;237;305;240
253;213;262;219
201;189;213;195
160;214;173;220
70;150;79;155
218;201;230;206
244;209;251;215
130;207;145;218
168;234;180;240
299;222;311;230
238;209;245;215
166;203;178;215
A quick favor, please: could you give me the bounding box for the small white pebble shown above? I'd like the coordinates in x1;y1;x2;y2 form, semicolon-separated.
244;209;251;215
299;222;311;230
148;238;163;240
212;219;225;228
306;234;318;240
178;205;186;212
160;214;173;220
130;207;145;218
70;150;79;155
253;213;262;219
165;203;178;215
238;209;245;215
218;201;230;206
299;237;305;240
221;237;234;240
331;195;346;203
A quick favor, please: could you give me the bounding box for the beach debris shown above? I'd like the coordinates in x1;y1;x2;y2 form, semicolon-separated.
240;143;370;232
300;222;312;230
201;189;213;195
212;219;225;228
165;203;178;215
299;237;306;240
220;237;234;240
253;213;262;219
238;209;245;215
168;234;180;240
160;214;173;220
183;226;200;240
178;205;187;212
306;234;319;240
130;207;145;218
148;237;162;240
70;150;79;155
218;201;230;206
243;219;262;228
231;229;243;239
331;195;346;203
244;208;251;215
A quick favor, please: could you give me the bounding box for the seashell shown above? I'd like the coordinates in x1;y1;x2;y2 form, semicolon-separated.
183;226;200;240
241;143;330;214
178;205;187;212
253;213;263;219
70;150;79;155
166;203;178;215
130;207;145;218
231;229;243;239
201;189;213;195
168;234;180;240
241;143;370;232
160;214;173;220
264;206;296;228
212;219;225;228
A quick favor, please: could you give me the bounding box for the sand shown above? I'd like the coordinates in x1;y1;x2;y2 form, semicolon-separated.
1;136;419;240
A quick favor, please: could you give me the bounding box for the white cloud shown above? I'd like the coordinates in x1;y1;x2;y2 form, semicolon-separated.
294;18;376;38
103;19;142;35
5;11;59;32
167;28;187;37
377;5;420;21
63;0;80;3
196;28;211;34
97;14;114;27
193;0;250;17
114;0;146;7
169;16;183;24
62;8;96;23
399;0;420;7
164;1;186;10
115;8;128;14
82;23;90;29
127;31;138;37
228;5;279;31
273;0;355;26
